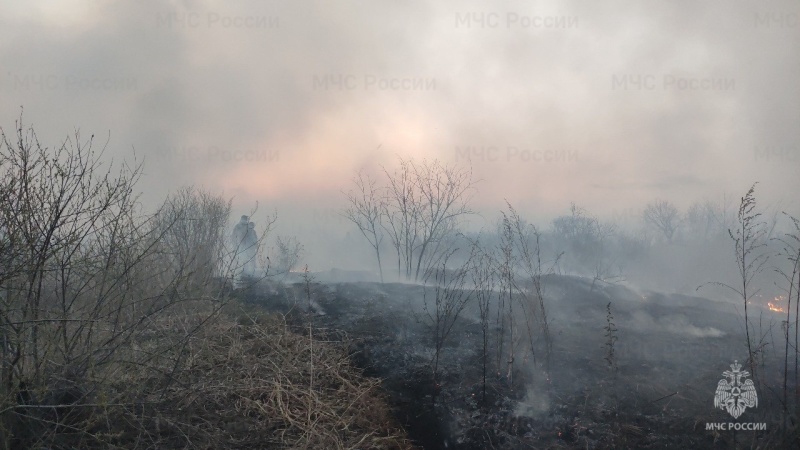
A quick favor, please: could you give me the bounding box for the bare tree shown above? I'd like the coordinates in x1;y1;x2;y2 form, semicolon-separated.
411;159;475;281
381;158;475;282
381;158;420;280
343;171;385;282
686;198;738;241
643;199;681;243
686;201;716;240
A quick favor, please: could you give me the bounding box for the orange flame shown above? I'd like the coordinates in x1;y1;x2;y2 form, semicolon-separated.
768;295;787;313
768;302;784;313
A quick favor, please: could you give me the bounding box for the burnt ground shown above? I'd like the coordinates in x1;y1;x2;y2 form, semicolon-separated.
233;274;799;449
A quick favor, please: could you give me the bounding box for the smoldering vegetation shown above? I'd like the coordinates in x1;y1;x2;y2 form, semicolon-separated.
2;117;800;449
239;274;765;449
329;159;800;448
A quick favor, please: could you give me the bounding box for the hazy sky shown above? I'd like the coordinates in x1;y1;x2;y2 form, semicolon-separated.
1;0;798;258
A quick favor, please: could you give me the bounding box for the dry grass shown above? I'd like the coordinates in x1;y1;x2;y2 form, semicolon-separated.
6;303;414;449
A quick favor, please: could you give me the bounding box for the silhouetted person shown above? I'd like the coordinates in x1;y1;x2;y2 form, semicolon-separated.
231;215;250;278
231;215;249;249
243;222;257;276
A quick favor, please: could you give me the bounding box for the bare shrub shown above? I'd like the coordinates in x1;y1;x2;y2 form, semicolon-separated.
469;239;496;406
551;203;619;286
506;203;561;379
604;302;618;380
0;117;233;449
496;212;516;382
274;235;304;276
422;247;474;400
150;186;231;296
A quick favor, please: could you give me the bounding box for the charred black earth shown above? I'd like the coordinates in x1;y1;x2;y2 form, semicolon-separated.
234;274;794;449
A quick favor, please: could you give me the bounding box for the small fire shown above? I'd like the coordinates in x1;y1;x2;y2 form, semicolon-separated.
768;303;784;312
768;295;787;313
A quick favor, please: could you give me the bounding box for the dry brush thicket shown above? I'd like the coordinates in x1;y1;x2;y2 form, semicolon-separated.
0;119;411;449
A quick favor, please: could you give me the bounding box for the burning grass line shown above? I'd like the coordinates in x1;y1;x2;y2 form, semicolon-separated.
650;391;678;404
